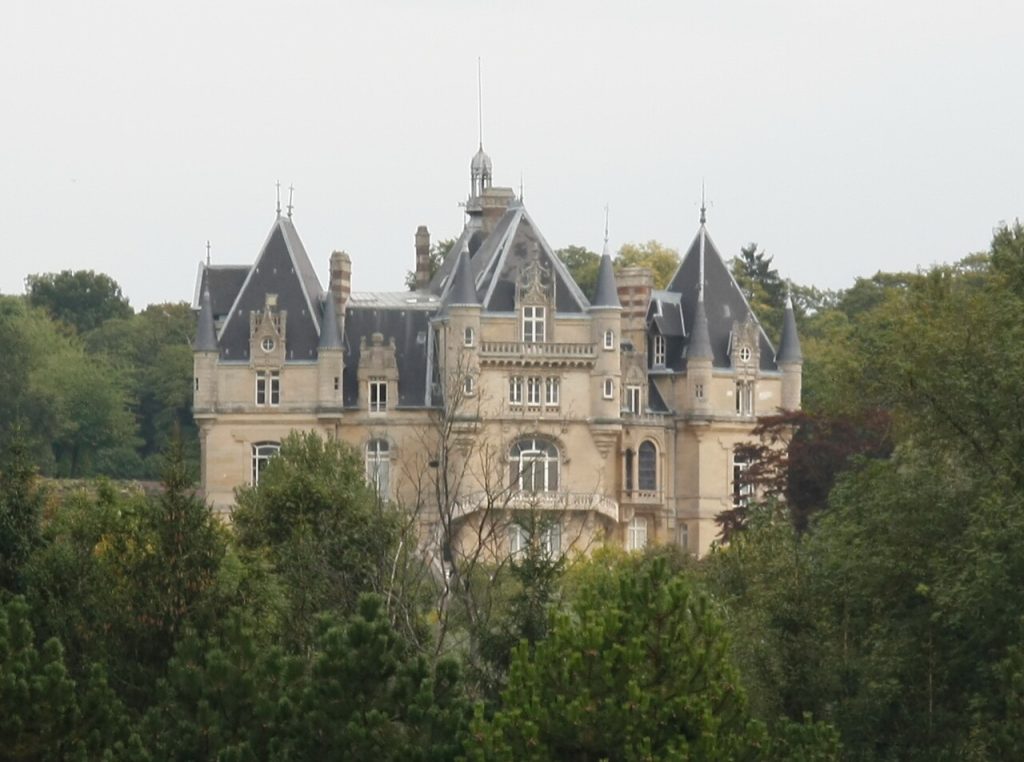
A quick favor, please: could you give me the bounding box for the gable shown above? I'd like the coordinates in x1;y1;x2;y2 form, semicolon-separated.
216;222;324;362
666;229;777;371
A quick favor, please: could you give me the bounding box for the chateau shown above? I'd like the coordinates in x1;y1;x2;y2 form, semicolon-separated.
191;146;802;562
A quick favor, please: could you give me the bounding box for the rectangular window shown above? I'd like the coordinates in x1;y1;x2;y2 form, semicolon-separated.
626;385;642;415
653;335;666;366
695;382;705;400
628;516;648;551
508;524;527;557
545;376;560;406
509;376;523;405
603;329;615;350
527;376;542;405
369;379;387;413
541;521;562;557
736;381;754;416
603;378;614;399
523;306;545;343
678;522;689;551
463;375;475;396
733;453;753;508
255;371;280;406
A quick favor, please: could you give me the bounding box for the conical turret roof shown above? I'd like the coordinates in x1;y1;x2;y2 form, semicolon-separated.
687;294;713;361
591;249;621;308
318;294;343;350
195;282;217;352
776;295;803;363
443;245;480;308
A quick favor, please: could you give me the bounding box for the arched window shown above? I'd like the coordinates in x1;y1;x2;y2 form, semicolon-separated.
251;441;280;485
365;439;391;497
509;438;559;493
638;441;657;491
628;515;648;551
464;326;475;347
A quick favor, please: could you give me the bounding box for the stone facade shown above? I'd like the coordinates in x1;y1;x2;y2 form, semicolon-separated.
192;149;802;561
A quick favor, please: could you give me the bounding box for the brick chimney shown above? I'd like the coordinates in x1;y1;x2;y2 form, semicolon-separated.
415;225;431;290
616;266;654;351
329;251;351;318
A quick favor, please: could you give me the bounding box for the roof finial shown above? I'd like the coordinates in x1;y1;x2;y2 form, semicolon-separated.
698;209;706;302
477;57;483;150
275;181;282;217
700;179;707;226
519;171;524;202
603;203;610;256
205;240;211;267
287;184;294;219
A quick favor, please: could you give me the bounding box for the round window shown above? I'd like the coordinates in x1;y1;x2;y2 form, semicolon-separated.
739;346;751;362
261;337;275;352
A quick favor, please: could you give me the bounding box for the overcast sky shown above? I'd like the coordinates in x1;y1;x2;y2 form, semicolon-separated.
2;1;1021;308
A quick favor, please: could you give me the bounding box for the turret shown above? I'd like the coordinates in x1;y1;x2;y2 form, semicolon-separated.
317;293;344;410
776;295;803;411
590;241;622;421
442;245;482;404
684;205;716;415
193;281;218;412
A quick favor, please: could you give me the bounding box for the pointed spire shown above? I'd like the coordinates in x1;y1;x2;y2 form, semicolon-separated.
318;294;343;350
195;281;218;352
687;293;713;361
776;293;803;363
287;184;295;219
275;181;282;217
444;244;480;308
592;206;621;308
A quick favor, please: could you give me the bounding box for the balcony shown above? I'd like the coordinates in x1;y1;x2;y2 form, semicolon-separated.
452;490;619;522
479;341;596;368
621;489;663;506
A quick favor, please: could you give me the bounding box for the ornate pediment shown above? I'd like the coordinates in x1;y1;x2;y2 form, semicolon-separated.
516;244;553;306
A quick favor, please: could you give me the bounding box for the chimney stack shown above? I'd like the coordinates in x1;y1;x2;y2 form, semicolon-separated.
415;225;431;290
329;251;351;318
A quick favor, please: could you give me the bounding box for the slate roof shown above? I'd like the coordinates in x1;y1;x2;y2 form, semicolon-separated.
192;264;249;319
443;246;481;309
665;226;778;372
434;204;591;313
776;297;803;363
341;306;436;408
211;217;326;362
591;252;621;308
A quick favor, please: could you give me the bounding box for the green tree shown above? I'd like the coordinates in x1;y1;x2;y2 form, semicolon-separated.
0;597;140;760
616;240;680;289
468;555;838;760
26;269;133;334
233;432;403;650
0;435;45;594
86;302;197;478
730;243;787;339
556;245;600;300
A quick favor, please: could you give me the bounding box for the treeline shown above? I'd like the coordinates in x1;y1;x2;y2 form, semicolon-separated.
0;433;838;760
0;270;197;479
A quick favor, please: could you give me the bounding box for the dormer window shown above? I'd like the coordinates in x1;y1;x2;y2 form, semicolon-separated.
523;306;545;343
261;337;276;353
603;330;615;350
369;379;388;413
653;335;666;366
739;346;752;363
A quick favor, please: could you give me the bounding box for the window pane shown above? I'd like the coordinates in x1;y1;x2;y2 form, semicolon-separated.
638;442;656;491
